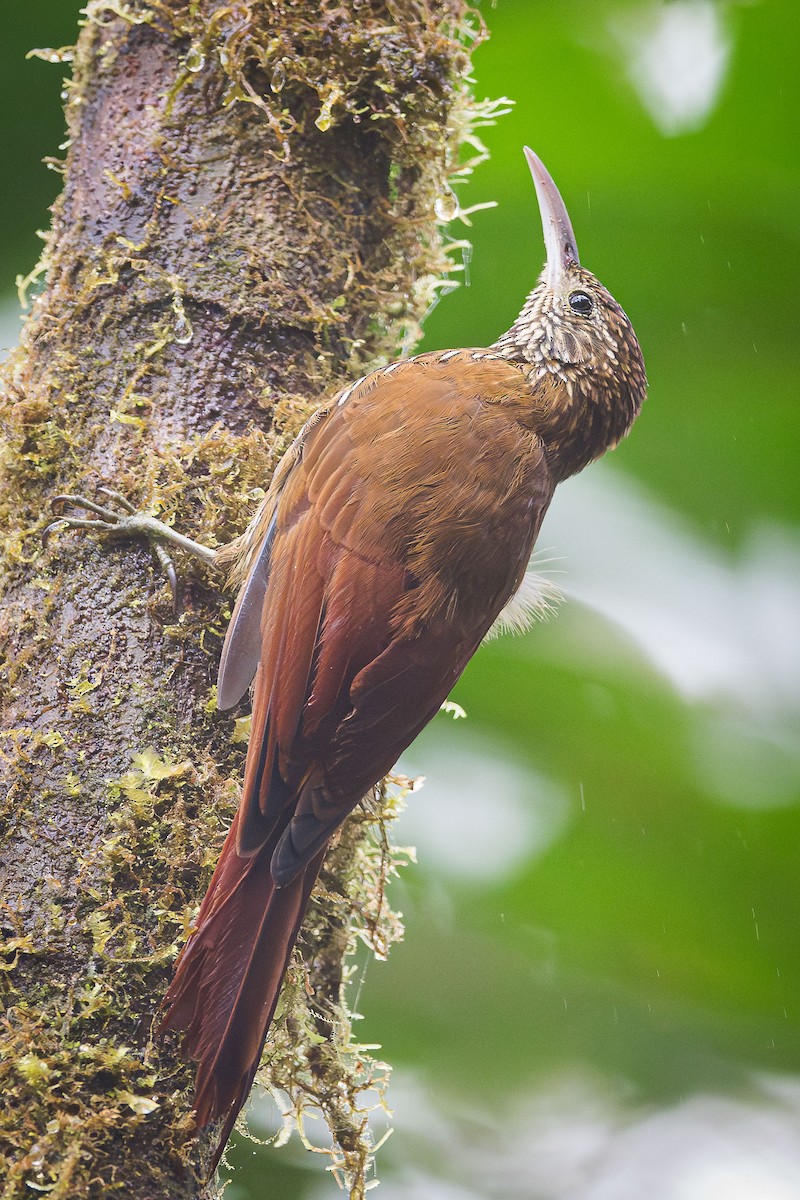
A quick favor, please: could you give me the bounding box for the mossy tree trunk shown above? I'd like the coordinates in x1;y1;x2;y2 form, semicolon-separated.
0;2;485;1196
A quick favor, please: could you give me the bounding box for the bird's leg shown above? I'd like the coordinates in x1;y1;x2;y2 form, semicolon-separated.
43;487;218;607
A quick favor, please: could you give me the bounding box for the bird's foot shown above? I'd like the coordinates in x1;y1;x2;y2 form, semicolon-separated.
44;487;217;608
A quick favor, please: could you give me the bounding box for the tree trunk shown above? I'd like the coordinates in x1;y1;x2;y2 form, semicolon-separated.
0;2;485;1196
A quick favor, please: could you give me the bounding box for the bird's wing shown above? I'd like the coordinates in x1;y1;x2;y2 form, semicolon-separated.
217;405;333;710
228;353;555;869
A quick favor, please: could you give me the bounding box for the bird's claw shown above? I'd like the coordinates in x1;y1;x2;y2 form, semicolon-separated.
43;489;181;610
95;486;137;515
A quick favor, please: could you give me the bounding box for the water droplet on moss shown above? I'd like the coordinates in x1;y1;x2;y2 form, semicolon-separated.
185;45;205;73
171;295;194;345
434;188;459;222
28;46;74;64
270;62;286;93
174;318;193;345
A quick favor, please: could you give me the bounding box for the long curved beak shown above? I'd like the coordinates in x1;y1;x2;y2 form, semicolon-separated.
524;146;580;289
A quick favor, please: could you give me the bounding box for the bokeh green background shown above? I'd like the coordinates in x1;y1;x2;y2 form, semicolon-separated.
3;2;799;1197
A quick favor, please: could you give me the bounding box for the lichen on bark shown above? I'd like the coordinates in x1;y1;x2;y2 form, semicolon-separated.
0;1;494;1195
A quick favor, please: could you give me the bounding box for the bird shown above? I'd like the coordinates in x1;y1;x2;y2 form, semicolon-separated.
47;147;646;1170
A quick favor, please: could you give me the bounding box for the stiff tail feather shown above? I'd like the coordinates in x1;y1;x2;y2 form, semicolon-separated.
161;810;328;1170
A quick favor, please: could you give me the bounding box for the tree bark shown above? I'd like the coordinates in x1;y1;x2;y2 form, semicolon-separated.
0;2;484;1196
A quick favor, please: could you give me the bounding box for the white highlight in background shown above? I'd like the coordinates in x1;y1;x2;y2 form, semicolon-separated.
398;727;570;882
611;0;733;136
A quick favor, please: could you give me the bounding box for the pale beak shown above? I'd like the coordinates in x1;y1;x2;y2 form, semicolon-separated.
524;146;580;289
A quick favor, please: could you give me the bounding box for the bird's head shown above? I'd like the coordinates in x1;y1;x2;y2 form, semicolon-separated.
494;148;647;476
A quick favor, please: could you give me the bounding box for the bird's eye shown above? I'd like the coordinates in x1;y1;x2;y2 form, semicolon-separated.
568;290;594;316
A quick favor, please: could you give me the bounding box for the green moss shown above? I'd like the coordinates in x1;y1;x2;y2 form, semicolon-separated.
0;728;230;1193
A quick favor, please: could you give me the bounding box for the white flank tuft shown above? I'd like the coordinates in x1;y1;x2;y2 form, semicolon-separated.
485;562;563;641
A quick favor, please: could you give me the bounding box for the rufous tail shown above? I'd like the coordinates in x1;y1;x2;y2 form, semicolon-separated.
161;811;327;1170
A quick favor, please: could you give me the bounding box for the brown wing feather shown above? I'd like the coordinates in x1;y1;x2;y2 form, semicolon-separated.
256;353;555;882
226;348;557;876
164;351;557;1154
303;554;406;737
